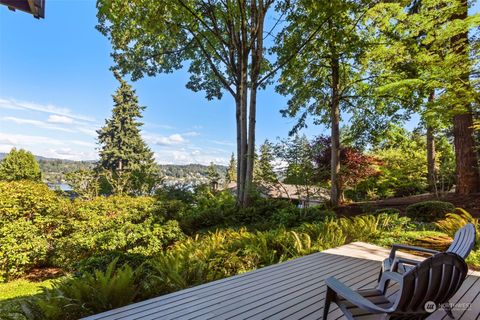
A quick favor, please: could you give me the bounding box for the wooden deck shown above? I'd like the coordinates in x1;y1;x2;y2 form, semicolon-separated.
83;242;480;320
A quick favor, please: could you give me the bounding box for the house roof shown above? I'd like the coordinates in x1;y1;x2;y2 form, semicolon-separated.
1;0;45;19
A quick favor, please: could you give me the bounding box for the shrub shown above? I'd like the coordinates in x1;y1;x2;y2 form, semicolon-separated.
52;196;185;269
75;252;150;276
21;260;140;320
405;201;455;222
270;206;335;227
374;208;401;215
0;181;64;280
54;218;184;269
179;190;237;233
0;220;49;281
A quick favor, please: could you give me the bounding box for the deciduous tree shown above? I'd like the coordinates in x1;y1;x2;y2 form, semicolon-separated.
97;0;286;207
0;148;41;182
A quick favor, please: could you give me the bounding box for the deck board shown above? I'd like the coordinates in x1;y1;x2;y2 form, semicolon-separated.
83;242;480;320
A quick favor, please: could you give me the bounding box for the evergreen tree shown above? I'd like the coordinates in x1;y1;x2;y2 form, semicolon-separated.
206;162;221;191
254;140;277;185
97;72;160;195
225;153;237;185
0;148;41;181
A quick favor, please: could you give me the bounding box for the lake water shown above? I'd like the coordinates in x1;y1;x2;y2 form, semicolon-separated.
47;183;72;191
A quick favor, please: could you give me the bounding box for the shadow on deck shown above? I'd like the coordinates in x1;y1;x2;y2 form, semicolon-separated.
83;242;480;320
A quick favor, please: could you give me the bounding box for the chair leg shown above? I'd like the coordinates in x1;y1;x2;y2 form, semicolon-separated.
323;286;335;320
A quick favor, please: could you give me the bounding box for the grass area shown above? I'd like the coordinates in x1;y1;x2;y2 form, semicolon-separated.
0;278;66;320
0;278;55;301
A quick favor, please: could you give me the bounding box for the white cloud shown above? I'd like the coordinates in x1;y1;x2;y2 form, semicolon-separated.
0;132;64;146
1;116;77;133
154;149;228;165
47;115;74;124
144;132;187;146
0;98;95;122
43;148;98;161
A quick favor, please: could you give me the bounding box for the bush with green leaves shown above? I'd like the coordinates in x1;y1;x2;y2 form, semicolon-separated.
374;208;401;215
53;196;185;269
269;205;335;227
0;220;49;282
405;200;455;222
0;181;65;280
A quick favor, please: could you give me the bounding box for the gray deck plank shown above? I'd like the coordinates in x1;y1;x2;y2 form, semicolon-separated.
134;254;354;320
216;260;379;320
82;243;479;320
84;251;328;320
235;261;380;320
294;267;381;320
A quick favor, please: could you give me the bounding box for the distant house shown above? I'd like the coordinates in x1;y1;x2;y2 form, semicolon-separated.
0;0;45;19
223;182;330;208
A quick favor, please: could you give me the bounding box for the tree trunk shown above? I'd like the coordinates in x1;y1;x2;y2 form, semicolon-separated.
426;92;436;193
235;96;242;200
452;0;480;194
454;113;480;194
330;55;341;207
243;0;264;207
426;124;436;192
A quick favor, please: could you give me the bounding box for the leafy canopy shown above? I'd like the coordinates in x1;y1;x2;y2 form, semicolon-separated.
0;148;41;182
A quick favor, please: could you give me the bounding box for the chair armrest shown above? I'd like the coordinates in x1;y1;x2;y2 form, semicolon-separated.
325;277;391;314
388;244;440;261
377;271;404;293
391;257;422;273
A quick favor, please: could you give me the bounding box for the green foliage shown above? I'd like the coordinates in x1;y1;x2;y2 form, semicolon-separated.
435;208;479;239
406;201;455;222
53;196;185;269
0;220;49;282
75;252;149;276
206;162;221;185
97;73;160;196
254;140;277;185
65;169;99;199
0;181;64;281
0;148;41;182
270;206;335;228
374;208;401;215
21;260;139;320
225;153;237;185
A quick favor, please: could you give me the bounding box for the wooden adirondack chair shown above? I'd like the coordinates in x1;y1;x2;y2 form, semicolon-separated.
381;223;476;278
323;252;468;320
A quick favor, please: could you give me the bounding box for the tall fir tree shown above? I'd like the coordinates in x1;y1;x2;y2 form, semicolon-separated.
97;72;159;195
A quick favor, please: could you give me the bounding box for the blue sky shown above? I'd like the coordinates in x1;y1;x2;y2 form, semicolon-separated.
0;1;478;165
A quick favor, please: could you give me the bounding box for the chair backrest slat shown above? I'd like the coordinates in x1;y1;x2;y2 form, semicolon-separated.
447;223;476;259
395;253;468;313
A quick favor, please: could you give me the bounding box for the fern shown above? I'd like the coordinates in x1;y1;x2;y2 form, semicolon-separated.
435;208;478;238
